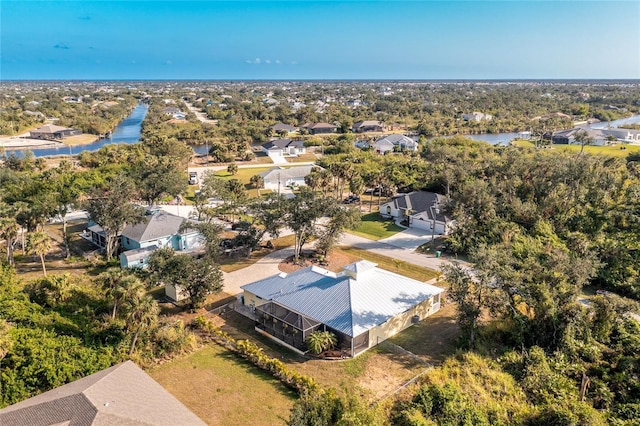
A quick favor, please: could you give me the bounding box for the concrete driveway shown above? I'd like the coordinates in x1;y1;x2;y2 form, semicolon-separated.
379;227;432;250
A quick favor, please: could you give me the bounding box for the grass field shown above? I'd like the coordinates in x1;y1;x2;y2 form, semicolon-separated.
512;140;640;157
335;246;438;282
349;212;404;240
62;134;100;146
149;344;297;426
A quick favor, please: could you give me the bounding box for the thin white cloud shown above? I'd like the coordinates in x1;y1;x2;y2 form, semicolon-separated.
275;59;281;64
265;59;271;64
246;58;262;64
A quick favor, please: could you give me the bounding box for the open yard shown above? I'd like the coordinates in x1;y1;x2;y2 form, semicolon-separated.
349;212;405;240
149;344;297;426
335;246;439;282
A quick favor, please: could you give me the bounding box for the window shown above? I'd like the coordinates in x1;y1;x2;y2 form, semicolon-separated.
386;206;391;214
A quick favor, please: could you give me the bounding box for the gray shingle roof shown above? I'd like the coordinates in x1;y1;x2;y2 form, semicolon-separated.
0;361;206;426
375;134;418;148
242;261;444;337
261;138;305;150
390;191;447;222
260;165;317;181
121;211;185;244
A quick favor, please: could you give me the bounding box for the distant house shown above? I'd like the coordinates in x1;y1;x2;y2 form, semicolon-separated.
241;260;444;357
302;122;337;135
259;165;318;191
261;138;306;156
29;124;81;140
0;361;206;426
119;210;203;269
372;134;419;153
380;191;450;234
352;120;384;133
552;128;608;146
601;128;640;144
269;123;298;134
462;112;493;122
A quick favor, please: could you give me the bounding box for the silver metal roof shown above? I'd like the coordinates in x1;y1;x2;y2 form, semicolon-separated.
242;261;444;337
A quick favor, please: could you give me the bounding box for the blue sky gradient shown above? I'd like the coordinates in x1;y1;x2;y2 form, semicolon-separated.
2;1;639;80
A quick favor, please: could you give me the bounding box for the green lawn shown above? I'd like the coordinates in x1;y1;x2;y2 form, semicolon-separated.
349;212;405;240
335;246;438;282
512;140;640;157
149;344;297;426
214;167;273;184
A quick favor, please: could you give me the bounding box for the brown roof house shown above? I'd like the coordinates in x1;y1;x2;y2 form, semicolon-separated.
352;120;384;133
301;122;337;135
29;124;81;140
0;360;206;426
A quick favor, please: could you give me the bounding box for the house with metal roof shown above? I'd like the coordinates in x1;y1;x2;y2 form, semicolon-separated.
241;260;444;357
119;210;203;268
380;191;450;234
259;165;318;192
0;360;206;426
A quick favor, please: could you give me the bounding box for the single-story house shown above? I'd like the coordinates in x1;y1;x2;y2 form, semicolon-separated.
601;128;640;144
241;260;444;357
270;123;298;134
260;165;318;191
119;210;203;269
552;128;608;146
352;120;384;133
261;138;306;156
372;134;419;153
162;106;181;116
29;124;81;140
0;361;206;426
380;191;450;234
302;122;337;135
462;112;493;122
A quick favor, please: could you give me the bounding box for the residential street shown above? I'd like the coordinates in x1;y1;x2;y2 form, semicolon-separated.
222;229;467;296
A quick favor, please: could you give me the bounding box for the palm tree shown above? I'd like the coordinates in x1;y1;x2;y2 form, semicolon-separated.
306;330;338;355
0;216;20;266
125;293;159;356
100;269;144;319
26;231;51;276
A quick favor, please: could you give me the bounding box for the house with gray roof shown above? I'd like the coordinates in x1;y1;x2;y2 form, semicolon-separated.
119;210;203;268
372;134;419;153
241;260;444;357
261;138;306;157
0;360;206;426
269;123;298;134
380;191;450;234
29;124;81;140
301;122;337;135
259;165;318;191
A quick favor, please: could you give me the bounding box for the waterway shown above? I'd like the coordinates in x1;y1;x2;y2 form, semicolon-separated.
6;103;149;157
6;105;640;156
464;114;640;146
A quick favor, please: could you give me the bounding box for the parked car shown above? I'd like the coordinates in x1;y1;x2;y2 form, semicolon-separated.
343;195;361;204
188;172;199;185
231;221;251;231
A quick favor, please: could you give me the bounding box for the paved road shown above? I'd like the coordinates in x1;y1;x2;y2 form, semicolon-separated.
222;229;467;296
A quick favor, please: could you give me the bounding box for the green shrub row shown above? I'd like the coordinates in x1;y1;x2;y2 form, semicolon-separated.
192;316;317;394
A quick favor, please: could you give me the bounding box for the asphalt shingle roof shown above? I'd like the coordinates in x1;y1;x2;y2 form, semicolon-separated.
242;261;444;337
0;361;206;426
121;211;185;244
390;191;448;222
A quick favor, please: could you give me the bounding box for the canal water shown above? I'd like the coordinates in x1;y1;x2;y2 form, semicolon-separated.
6;105;640;156
6;103;149;157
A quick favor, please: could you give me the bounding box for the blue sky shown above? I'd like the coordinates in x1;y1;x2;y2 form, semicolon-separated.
1;1;639;80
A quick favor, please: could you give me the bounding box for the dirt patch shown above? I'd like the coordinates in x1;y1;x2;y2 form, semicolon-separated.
278;250;360;274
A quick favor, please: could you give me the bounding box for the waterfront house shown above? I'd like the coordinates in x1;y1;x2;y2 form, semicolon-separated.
241;260;444;357
372;134;419;153
462;112;493;122
0;361;206;426
380;191;450;234
29;124;81;140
